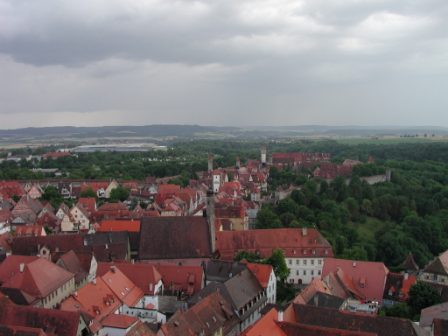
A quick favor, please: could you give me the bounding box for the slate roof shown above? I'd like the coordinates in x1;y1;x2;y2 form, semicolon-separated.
423;250;448;276
139;217;212;259
292;304;423;336
161;291;238;336
205;260;247;283
189;269;265;321
399;253;419;272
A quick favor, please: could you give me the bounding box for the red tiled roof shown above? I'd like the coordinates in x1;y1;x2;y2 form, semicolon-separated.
241;307;285;336
0;256;74;300
142;262;204;295
0;181;25;199
0;300;81;336
61;277;120;322
100;267;144;307
216;228;333;260
293;277;334;305
98;219;141;233
244;262;273;288
102;314;139;329
14;225;45;237
97;262;162;296
77;198;96;214
322;259;389;304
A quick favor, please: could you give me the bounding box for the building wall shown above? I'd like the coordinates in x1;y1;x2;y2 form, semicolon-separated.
266;270;277;304
420;272;448;285
285;257;325;285
41;277;76;309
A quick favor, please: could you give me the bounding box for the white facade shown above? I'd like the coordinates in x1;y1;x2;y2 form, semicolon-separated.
266;269;277;304
70;206;90;231
286;257;325;285
213;174;221;193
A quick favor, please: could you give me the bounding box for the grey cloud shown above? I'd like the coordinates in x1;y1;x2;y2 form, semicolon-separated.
1;0;448;128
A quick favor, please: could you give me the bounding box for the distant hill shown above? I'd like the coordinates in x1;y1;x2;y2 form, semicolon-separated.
1;124;447;142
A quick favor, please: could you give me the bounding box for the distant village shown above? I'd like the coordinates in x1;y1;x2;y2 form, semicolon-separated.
0;147;445;336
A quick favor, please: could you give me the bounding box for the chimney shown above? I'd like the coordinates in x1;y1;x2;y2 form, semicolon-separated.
236;156;241;169
260;145;267;165
206;188;216;253
19;263;25;273
353;261;357;268
302;227;308;236
110;265;116;273
277;310;284;322
208;154;214;172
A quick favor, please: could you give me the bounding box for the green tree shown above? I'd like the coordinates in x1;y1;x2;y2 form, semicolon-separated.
109;186;130;202
256;207;282;229
41;186;63;208
408;282;441;319
265;249;289;282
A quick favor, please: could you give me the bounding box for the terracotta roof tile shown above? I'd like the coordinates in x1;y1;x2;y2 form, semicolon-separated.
0;299;81;336
322;259;389;304
216;228;333;260
98;219;141;233
102;314;139;329
97;262;162;296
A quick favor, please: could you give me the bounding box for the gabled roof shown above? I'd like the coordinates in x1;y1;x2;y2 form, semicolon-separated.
0;256;74;300
100;266;144;307
161;291;238;336
56;250;89;284
0;300;82;336
244;262;273;289
143;262;204;296
97;262;162;296
399;253;419;272
322;259;389;303
423;250;448;275
61;277;120;322
190;269;264;313
139;217;212;259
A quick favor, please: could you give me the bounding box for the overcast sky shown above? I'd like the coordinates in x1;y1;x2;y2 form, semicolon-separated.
1;0;448;129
